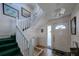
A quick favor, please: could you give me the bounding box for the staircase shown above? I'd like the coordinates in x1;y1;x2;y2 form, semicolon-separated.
0;35;23;56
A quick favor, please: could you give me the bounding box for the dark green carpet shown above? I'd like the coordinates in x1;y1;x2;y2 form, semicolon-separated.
0;35;23;56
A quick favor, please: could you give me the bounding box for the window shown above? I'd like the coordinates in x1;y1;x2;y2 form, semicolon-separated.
55;25;66;30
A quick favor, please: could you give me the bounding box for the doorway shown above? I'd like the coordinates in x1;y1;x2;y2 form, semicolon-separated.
52;23;69;52
47;25;52;48
46;25;53;56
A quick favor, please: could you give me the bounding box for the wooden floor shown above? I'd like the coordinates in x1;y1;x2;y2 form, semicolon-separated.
36;45;58;56
40;48;53;56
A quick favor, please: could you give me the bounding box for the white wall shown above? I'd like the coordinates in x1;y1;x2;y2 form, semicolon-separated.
33;16;48;46
0;3;33;55
71;4;79;48
23;16;48;47
0;3;30;38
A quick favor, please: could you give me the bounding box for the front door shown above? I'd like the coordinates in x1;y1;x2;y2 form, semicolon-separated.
52;23;69;52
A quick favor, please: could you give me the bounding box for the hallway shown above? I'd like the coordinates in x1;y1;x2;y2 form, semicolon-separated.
0;3;79;56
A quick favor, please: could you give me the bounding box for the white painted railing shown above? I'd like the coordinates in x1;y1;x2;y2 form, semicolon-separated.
16;25;44;56
16;25;34;56
15;4;44;56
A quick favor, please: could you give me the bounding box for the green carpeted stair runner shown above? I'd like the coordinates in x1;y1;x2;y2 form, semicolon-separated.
0;35;23;56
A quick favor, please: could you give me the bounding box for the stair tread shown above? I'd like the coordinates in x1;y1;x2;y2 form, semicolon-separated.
0;38;11;40
0;42;17;48
0;47;20;56
0;39;14;41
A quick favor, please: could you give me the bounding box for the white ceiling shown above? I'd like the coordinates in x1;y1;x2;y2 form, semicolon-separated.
38;3;77;20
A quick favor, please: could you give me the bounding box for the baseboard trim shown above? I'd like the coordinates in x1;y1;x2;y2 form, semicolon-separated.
36;45;71;56
53;49;71;56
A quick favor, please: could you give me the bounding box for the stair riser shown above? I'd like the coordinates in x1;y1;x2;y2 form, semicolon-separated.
0;40;15;45
0;48;20;56
0;44;17;52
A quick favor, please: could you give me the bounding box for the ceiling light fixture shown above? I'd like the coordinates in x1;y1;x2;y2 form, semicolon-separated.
55;8;66;17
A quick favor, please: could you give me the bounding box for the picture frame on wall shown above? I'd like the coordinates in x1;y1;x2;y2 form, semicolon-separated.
21;7;31;18
70;16;76;35
3;3;19;18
